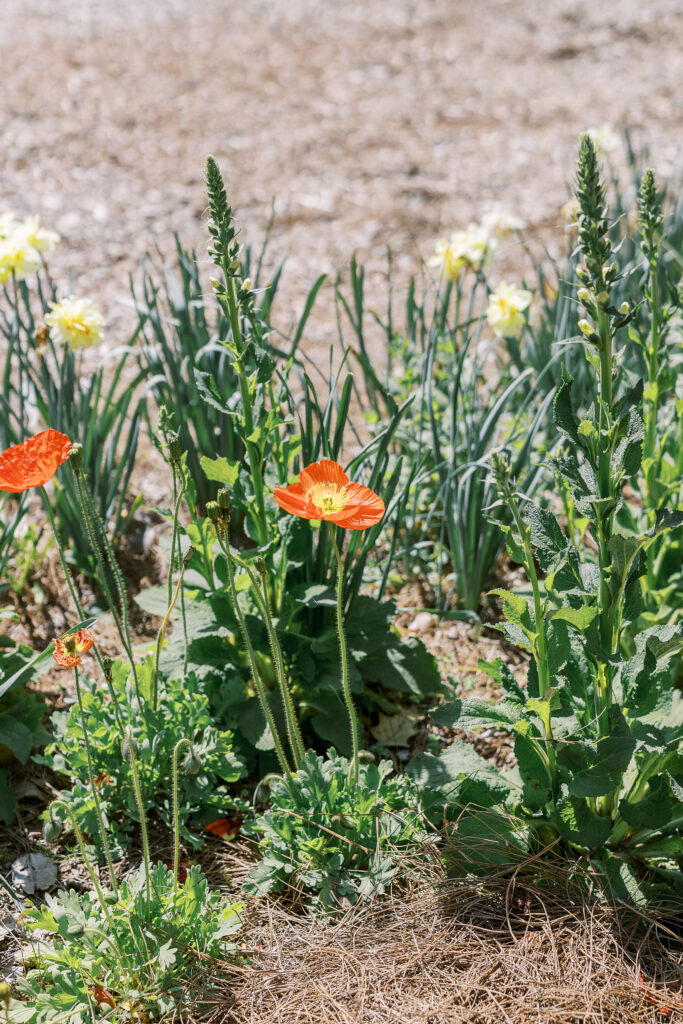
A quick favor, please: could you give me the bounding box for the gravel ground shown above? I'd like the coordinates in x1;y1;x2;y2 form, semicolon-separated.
2;0;683;354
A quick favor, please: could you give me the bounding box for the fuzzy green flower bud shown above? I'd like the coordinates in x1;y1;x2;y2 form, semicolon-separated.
121;731;139;762
254;556;267;576
217;488;231;511
619;301;630;316
241;277;251;291
0;983;10;1006
331;813;357;829
167;431;183;462
578;318;596;338
576;265;590;284
577;287;591;304
209;277;221;290
68;444;83;475
43;814;62;843
358;750;376;764
596;291;610;307
489;450;511;487
102;655;114;683
206;501;221;522
182;748;203;777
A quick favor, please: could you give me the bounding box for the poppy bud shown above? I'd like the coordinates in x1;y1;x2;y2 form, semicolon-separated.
43;814;62;843
206;501;220;522
68;444;83;475
331;813;357;829
358;750;376;764
121;732;139;762
254;557;267;576
182;545;196;567
183;748;203;776
217;489;231;511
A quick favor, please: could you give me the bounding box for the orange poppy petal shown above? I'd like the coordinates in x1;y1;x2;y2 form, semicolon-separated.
328;482;385;529
273;483;316;519
0;429;72;493
298;459;348;493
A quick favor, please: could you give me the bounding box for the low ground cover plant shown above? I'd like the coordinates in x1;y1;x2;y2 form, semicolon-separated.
0;134;681;1020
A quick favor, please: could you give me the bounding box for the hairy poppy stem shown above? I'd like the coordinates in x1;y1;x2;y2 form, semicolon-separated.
39;486;126;735
73;666;119;896
328;523;360;786
171;738;193;894
215;526;293;781
123;729;152;900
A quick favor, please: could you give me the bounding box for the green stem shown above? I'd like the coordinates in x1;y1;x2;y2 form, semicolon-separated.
73;472;141;705
49;800;116;930
73;667;119;896
39;487;126;736
153;544;192;710
171;739;192;894
124;731;152;900
217;529;293;780
328;523;360;786
225;275;269;549
596;307;615;737
232;552;305;767
507;493;556;793
645;257;661;585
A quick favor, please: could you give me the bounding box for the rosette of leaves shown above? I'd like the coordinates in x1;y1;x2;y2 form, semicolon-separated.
17;863;243;1022
246;749;429;910
37;655;246;857
414;138;683;905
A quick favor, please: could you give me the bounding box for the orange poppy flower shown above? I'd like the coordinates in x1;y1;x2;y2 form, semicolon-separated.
273;459;384;531
0;429;72;493
52;628;95;669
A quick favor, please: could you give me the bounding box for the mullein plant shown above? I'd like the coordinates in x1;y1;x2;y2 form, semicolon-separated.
414;136;683;903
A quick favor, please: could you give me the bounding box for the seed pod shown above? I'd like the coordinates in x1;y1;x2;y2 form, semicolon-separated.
217;488;231;511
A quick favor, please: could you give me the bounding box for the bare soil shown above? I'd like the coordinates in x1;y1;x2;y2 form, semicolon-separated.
2;0;683;359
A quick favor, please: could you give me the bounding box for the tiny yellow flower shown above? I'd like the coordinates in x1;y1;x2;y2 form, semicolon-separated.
486;281;533;339
429;224;495;281
0;236;40;284
18;215;60;254
480;208;525;240
45;297;105;351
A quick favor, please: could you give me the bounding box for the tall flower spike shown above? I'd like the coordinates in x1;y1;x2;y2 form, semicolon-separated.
273;459;384;531
0;430;72;493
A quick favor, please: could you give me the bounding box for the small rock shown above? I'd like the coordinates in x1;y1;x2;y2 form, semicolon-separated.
408;612;437;633
11;853;58;895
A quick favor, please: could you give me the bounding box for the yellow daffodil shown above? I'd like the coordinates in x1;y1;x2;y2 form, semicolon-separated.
0;236;40;284
486;281;533;338
481;208;525;241
18;215;60;254
429;223;495;281
45;296;105;351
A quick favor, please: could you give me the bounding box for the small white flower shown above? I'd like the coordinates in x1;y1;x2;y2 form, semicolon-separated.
17;215;60;254
0;236;40;283
429;223;495;280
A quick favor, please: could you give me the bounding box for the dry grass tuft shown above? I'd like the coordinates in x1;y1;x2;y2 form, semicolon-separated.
188;862;683;1024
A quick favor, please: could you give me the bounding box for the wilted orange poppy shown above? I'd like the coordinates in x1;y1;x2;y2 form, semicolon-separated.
205;817;242;839
273;459;384;531
0;429;72;493
52;628;95;669
92;986;116;1009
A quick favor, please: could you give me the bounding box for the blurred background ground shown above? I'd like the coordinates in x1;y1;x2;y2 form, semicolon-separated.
2;0;683;358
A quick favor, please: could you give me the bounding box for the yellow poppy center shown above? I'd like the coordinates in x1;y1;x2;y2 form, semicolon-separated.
307;482;350;516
